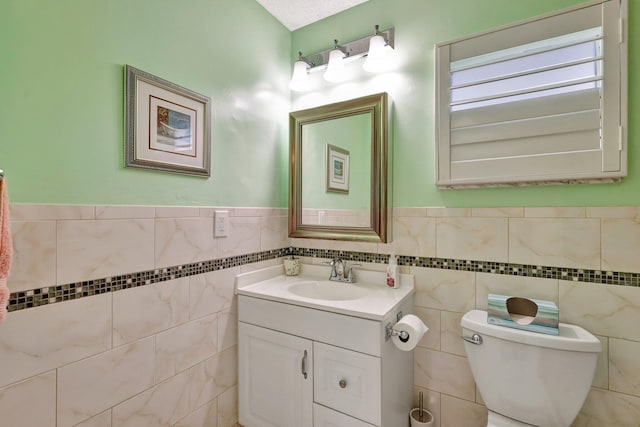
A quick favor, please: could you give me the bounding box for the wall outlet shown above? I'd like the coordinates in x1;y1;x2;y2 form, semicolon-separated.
214;210;229;237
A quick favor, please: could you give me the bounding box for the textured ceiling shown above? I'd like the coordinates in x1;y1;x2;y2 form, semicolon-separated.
255;0;369;31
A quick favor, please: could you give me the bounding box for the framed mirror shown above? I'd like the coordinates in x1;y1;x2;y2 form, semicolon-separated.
289;92;391;242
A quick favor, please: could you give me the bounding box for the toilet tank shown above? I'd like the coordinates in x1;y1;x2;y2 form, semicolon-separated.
461;310;600;427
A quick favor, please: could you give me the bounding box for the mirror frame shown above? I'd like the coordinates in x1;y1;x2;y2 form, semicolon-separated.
289;92;391;242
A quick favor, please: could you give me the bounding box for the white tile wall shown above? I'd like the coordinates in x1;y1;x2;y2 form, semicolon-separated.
4;204;640;426
2;204;282;427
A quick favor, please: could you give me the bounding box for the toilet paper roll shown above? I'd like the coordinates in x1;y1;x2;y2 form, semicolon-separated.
392;314;428;351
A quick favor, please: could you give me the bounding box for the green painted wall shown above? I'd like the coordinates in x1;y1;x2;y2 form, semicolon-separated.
0;0;291;206
291;0;639;207
301;113;371;209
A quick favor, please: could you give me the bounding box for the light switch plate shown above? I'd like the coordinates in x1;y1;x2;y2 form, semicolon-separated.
214;210;229;237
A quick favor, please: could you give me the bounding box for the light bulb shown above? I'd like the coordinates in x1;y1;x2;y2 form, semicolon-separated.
289;60;311;92
363;34;395;73
323;49;347;83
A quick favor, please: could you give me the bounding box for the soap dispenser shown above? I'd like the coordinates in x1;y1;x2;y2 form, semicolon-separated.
386;254;400;288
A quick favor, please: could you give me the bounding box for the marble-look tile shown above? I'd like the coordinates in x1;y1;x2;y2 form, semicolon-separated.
218;305;238;352
260;215;288;251
9;204;94;220
602;219;640;273
393;207;427;217
509;218;600;269
381;216;436;257
0;370;56;427
414;347;475;401
8;220;56;292
155;218;217;268
414;307;441;350
441;394;487;427
232;207;278;217
412;386;441;427
573;387;640;426
155;207;200;218
559;281;640;342
0;294;111;388
217;384;239;427
57;337;155;427
471;207;524;217
113;278;190;346
174;399;217;427
189;267;239;320
436;217;508;262
112;371;190;427
412;267;476;313
156;314;218;383
475;273;558;310
609;338;640;397
441;311;465;356
524;207;586;218
189;346;237;410
57;219;154;284
95;205;155;219
592;335;609;390
218;217;261;257
587;206;638;218
75;410;112;427
427;208;472;217
289;237;378;254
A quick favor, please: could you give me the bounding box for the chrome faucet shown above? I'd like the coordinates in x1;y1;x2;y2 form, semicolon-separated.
328;258;361;283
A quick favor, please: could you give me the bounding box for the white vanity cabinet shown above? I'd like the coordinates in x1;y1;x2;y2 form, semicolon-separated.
237;265;415;427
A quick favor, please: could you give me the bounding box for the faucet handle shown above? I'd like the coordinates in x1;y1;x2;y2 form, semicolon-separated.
346;263;361;282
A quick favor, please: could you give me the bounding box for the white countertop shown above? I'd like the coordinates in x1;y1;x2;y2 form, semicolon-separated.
236;263;414;320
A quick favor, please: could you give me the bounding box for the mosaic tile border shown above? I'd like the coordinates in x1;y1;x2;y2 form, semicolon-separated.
7;246;640;313
7;248;289;313
292;248;640;287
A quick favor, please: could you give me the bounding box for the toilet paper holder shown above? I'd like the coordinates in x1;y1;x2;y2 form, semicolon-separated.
385;311;410;342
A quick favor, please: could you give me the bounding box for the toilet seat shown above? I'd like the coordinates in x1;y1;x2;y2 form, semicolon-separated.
487;411;535;427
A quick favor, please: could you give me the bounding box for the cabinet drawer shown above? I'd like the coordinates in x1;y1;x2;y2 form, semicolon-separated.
313;342;381;426
239;295;382;356
313;404;376;427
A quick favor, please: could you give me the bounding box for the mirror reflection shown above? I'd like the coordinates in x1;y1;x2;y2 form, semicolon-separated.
301;113;372;228
289;93;390;242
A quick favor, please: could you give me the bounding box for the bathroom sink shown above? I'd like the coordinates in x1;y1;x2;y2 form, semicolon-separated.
287;280;369;301
236;264;415;320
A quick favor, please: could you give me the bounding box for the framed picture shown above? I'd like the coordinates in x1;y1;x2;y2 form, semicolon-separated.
326;144;350;193
125;65;211;177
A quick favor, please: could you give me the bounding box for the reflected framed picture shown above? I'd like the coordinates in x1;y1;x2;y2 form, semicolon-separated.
326;144;350;193
125;65;211;177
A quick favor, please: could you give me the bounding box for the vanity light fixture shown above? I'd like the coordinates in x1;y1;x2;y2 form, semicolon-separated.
288;25;395;91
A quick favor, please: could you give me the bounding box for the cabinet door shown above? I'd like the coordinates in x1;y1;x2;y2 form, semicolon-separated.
239;322;313;427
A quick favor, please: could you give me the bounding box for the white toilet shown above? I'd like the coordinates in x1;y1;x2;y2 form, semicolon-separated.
461;309;601;427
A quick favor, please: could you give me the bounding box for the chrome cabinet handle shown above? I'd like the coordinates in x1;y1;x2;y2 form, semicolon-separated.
339;379;347;389
463;334;483;345
301;350;308;379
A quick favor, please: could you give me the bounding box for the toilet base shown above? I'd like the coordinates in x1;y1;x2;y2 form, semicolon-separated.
487;411;535;427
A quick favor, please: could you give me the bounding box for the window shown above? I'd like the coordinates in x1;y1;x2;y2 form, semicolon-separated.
435;0;627;188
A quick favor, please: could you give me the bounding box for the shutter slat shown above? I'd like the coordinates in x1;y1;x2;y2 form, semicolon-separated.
451;109;601;145
451;130;601;162
451;87;601;128
450;150;603;182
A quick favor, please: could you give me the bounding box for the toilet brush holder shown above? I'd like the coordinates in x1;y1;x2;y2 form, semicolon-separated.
410;391;433;427
409;408;433;427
